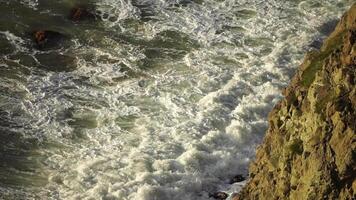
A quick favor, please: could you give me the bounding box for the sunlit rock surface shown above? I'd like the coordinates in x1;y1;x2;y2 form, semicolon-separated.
234;4;356;200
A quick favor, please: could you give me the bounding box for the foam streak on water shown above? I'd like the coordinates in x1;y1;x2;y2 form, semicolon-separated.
0;0;352;199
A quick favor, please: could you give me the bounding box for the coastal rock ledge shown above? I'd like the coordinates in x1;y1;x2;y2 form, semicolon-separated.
234;4;356;200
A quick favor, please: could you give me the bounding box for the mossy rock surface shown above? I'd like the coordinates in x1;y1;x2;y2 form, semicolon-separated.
234;4;356;200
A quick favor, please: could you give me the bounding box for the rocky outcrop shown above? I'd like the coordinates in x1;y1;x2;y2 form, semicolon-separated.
33;30;68;50
234;4;356;200
69;7;97;22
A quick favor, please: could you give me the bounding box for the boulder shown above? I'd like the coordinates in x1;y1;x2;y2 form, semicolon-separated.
210;192;228;200
229;174;245;184
33;30;68;50
69;7;97;21
35;52;77;72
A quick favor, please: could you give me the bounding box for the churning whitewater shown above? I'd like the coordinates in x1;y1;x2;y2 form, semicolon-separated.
0;0;352;199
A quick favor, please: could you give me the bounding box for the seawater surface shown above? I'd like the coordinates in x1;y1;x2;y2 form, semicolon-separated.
0;0;352;199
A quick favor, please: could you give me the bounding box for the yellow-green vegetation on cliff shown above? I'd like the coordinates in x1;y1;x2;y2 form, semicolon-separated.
234;4;356;200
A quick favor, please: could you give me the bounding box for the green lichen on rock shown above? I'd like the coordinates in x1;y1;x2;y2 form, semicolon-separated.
234;4;356;200
301;30;346;87
288;139;303;156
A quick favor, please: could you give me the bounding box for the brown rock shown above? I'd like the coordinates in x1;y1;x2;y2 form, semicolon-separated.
32;30;68;50
210;192;228;200
234;4;356;200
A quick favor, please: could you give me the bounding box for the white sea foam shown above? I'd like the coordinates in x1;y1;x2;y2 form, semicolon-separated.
95;0;138;27
20;0;39;10
0;31;28;53
0;0;352;199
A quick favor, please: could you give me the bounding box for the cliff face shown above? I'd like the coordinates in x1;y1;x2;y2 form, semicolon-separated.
234;4;356;200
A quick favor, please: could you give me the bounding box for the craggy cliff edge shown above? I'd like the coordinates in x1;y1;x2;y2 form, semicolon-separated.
234;4;356;200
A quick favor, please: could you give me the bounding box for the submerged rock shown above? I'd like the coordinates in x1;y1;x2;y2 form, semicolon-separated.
210;192;228;200
234;4;356;200
35;52;77;72
138;79;146;87
69;7;97;21
32;30;68;50
229;174;245;184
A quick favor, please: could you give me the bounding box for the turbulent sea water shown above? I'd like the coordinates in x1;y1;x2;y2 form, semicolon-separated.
0;0;353;199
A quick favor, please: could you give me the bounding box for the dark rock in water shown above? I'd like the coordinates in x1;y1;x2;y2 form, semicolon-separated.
230;174;245;184
70;7;97;21
210;192;228;200
33;30;68;50
309;39;323;49
35;52;77;72
318;19;339;36
138;80;146;87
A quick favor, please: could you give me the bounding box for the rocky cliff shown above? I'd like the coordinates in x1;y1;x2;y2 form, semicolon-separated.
234;4;356;200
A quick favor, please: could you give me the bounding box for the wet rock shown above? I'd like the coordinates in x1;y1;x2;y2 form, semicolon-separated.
138;79;146;87
35;52;77;72
32;30;68;50
210;192;228;200
318;19;339;36
69;7;97;21
230;174;246;184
